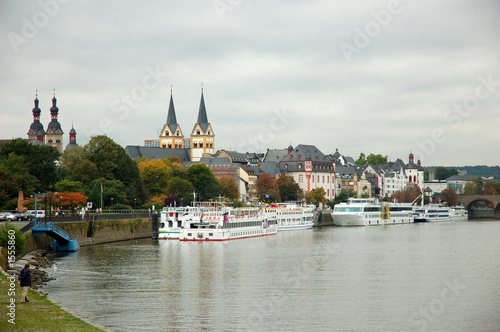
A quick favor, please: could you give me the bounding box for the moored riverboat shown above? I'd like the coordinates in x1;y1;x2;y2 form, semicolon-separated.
413;204;451;222
179;207;278;241
159;202;226;239
333;198;414;226
264;203;314;230
450;205;468;221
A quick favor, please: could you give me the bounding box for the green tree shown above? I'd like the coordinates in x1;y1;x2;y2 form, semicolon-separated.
332;189;357;205
484;180;500;194
366;153;388;165
55;179;83;193
355;153;367;165
434;167;458;180
186;163;220;201
255;173;280;203
86;178;127;208
59;145;83;179
464;177;484;194
138;159;172;196
277;175;300;202
0;154;37;209
0;138;60;192
166;155;181;164
355;153;388;165
309;187;326;206
219;177;240;200
166;177;194;204
72;159;99;189
81;136;145;205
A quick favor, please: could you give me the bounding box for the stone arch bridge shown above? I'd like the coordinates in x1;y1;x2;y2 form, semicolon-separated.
455;194;500;218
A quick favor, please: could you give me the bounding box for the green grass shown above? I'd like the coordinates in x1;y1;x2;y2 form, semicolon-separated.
0;273;104;331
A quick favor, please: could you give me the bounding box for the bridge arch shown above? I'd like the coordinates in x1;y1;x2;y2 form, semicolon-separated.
466;198;498;218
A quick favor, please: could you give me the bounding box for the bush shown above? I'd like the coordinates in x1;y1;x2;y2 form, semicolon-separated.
112;203;132;210
0;223;26;256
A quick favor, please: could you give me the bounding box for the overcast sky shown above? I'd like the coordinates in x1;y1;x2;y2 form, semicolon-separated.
1;0;499;166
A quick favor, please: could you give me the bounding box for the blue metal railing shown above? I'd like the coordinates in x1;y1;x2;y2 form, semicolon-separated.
32;220;70;243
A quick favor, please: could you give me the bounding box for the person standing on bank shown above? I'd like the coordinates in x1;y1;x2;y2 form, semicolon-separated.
19;263;31;303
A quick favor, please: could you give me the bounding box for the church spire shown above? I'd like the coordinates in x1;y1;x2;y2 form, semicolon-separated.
197;86;208;124
166;87;177;125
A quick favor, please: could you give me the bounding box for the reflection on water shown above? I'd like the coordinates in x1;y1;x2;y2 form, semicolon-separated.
43;221;500;331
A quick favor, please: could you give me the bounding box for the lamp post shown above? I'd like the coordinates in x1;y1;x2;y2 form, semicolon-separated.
111;198;114;210
60;195;63;209
134;198;137;209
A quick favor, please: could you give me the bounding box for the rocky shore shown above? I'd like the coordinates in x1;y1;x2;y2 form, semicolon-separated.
9;249;55;290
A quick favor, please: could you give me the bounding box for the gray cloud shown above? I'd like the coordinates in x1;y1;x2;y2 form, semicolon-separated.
1;0;499;166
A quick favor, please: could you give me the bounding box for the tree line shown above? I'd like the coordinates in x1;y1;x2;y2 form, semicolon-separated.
0;136;240;211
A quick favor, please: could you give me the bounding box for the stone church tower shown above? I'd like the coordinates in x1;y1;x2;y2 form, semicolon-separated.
159;89;184;149
27;93;45;143
190;88;215;162
45;93;64;153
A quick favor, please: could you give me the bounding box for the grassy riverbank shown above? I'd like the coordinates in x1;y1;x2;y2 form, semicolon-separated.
0;273;104;331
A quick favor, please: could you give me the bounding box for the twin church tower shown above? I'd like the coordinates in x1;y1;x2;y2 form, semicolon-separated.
26;87;213;162
159;87;215;162
27;91;77;153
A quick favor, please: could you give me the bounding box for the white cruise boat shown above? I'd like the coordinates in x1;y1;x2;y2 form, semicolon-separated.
264;204;314;230
179;207;278;241
158;202;225;239
450;206;468;221
333;198;414;226
413;204;451;222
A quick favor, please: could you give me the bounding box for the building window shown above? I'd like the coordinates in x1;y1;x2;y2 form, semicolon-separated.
208;130;211;135
317;175;320;183
200;142;203;148
312;175;314;183
194;142;198;148
289;155;293;159
327;189;329;196
297;155;301;159
298;164;302;170
299;175;303;183
168;143;172;148
322;176;325;183
284;164;288;168
162;143;166;148
48;139;53;143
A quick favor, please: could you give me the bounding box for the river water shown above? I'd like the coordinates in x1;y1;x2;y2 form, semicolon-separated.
42;220;500;331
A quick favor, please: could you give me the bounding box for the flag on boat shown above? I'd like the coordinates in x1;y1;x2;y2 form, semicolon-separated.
223;212;229;224
100;182;103;192
200;212;204;224
174;200;177;207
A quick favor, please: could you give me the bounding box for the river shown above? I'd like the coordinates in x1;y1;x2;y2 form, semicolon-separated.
42;220;500;331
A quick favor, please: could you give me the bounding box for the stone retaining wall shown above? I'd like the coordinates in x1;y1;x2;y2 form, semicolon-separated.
22;218;153;253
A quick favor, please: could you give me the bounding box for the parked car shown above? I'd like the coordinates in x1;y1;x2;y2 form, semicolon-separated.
14;212;31;221
27;210;46;219
0;212;18;221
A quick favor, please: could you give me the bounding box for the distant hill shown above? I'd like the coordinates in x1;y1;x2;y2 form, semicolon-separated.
425;166;500;179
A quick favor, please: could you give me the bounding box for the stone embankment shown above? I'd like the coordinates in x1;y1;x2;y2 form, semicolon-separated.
24;217;153;253
7;249;55;290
